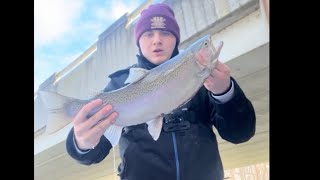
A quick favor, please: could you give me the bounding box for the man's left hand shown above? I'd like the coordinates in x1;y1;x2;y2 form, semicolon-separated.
204;60;231;94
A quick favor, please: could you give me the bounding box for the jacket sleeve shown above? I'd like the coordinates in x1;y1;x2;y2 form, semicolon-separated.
65;80;118;165
209;77;256;144
65;128;113;165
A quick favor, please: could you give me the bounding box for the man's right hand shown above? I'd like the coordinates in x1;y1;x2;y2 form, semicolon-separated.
72;99;118;150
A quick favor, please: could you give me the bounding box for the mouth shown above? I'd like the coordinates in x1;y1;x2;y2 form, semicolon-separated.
153;49;163;53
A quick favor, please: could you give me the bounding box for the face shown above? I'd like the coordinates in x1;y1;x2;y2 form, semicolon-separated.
138;30;177;65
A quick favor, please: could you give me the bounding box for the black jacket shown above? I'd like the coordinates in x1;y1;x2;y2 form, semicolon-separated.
66;55;256;180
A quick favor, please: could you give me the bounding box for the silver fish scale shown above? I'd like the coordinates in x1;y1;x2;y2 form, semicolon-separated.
109;52;199;105
64;99;90;117
91;51;194;106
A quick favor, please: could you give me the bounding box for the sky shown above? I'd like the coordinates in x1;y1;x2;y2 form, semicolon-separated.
34;0;150;92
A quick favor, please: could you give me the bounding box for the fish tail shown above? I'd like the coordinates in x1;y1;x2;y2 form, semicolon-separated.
39;90;76;134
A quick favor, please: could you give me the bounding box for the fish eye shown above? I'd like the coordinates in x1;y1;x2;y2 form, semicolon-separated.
204;41;208;46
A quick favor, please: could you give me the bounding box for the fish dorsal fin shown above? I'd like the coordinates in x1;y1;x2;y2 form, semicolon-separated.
124;68;149;84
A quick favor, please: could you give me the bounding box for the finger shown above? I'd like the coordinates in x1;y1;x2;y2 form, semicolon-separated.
73;99;103;125
81;104;113;130
75;104;116;142
214;60;230;73
204;76;214;89
96;111;119;132
87;112;118;142
210;68;229;80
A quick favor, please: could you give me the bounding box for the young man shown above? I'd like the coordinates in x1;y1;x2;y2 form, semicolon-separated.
66;4;256;180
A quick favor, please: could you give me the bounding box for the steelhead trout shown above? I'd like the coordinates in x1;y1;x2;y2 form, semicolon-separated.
39;35;223;146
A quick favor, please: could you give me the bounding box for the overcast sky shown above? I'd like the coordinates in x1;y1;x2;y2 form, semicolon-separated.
34;0;148;92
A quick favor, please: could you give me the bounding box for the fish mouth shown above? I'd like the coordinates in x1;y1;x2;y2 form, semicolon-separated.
195;41;224;70
208;41;224;68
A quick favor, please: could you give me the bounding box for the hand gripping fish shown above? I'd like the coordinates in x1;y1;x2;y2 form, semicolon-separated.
39;35;223;146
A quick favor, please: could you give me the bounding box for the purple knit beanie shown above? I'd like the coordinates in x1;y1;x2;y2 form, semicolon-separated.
134;4;180;47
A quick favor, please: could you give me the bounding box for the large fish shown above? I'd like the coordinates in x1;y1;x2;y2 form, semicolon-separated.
39;35;223;146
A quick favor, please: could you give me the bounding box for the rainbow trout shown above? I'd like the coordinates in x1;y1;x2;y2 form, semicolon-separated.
39;35;223;146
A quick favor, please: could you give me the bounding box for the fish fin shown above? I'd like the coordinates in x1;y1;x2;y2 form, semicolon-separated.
103;124;123;147
146;117;163;141
39;90;76;134
124;67;149;84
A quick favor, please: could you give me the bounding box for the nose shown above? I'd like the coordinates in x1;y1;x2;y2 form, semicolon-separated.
152;32;162;45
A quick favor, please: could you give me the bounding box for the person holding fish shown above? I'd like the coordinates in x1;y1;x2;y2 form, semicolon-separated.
65;3;256;180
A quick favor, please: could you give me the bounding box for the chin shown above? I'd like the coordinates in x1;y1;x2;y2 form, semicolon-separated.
149;58;165;65
158;57;171;64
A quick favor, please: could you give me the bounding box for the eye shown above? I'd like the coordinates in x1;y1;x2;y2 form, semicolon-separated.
143;31;153;37
161;30;172;36
204;41;208;46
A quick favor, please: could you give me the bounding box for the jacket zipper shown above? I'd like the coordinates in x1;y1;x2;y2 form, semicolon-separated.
172;132;180;180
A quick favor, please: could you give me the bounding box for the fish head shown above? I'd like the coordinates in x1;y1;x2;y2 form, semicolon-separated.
192;35;223;70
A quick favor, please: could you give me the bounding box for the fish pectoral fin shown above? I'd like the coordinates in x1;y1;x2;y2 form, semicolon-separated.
103;124;123;147
124;68;149;84
146;117;163;141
